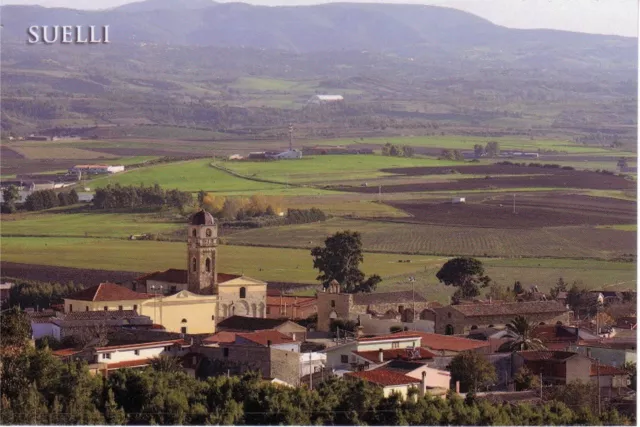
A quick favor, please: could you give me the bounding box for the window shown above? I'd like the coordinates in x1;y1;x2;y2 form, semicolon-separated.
118;306;123;311
239;287;246;299
181;327;187;334
398;305;404;314
206;229;212;237
192;257;197;272
164;346;171;352
445;324;454;335
170;286;177;293
86;306;89;311
211;315;215;321
341;355;349;364
102;353;112;360
69;304;73;313
391;342;400;349
267;307;271;315
192;229;197;237
223;348;229;358
206;258;211;273
134;350;140;356
181;318;187;323
447;312;452;319
104;306;108;311
133;305;138;311
331;300;336;308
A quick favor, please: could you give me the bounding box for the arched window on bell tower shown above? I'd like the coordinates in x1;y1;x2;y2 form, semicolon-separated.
192;257;197;272
206;258;211;273
192;229;197;237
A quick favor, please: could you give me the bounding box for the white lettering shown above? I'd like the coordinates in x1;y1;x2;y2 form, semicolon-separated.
103;25;110;43
61;26;73;44
75;26;88;43
89;26;101;43
42;25;60;44
27;26;40;44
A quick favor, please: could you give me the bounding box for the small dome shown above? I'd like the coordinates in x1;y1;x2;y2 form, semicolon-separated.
191;210;215;226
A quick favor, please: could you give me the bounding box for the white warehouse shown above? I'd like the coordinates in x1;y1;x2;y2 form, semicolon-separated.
69;164;125;175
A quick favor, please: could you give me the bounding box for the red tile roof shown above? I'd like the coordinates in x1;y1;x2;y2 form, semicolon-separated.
218;273;242;283
66;283;153;302
95;339;190;352
106;358;153;370
591;363;628;377
516;350;578;361
345;369;421;387
266;295;317;307
136;269;240;285
52;348;83;357
391;331;490;352
450;301;568;317
354;347;435;363
202;331;238;344
236;330;296;346
357;333;422;343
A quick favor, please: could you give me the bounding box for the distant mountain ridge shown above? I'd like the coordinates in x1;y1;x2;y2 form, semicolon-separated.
1;1;635;57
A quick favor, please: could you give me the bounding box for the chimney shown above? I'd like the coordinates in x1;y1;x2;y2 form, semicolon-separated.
455;381;460;394
420;371;427;396
378;348;384;363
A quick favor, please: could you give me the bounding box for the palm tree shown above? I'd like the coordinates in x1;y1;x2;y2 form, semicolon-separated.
150;355;183;373
505;316;546;351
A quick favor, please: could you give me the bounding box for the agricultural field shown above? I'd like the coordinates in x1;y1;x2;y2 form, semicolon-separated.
223;216;636;259
1;236;634;304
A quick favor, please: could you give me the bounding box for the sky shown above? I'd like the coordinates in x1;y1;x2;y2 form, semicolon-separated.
1;0;638;37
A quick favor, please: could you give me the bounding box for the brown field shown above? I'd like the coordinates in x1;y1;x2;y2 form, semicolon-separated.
338;164;634;193
387;193;636;228
10;146;119;160
0;146;24;159
81;146;201;157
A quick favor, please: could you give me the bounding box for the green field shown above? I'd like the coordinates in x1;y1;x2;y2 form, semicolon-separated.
1;236;634;304
219;155;467;184
223;218;636;259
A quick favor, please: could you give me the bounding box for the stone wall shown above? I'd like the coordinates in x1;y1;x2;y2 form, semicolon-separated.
316;290;352;332
269;347;301;386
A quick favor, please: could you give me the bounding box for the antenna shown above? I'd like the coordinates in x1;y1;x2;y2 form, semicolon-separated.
288;123;293;151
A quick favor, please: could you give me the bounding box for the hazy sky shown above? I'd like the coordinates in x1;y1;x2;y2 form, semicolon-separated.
2;0;638;37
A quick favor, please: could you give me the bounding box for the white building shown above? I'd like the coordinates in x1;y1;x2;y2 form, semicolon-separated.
452;197;466;204
91;339;192;370
307;95;344;104
69;165;125;175
272;150;302;160
299;352;327;377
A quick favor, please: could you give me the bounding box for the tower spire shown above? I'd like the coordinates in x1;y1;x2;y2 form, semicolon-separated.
288;123;293;151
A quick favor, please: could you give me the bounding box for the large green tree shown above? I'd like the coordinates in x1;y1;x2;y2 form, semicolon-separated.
436;257;491;304
311;230;381;293
447;351;497;392
2;184;19;213
0;307;32;347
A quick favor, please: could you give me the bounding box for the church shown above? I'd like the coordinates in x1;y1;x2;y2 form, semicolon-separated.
63;210;267;334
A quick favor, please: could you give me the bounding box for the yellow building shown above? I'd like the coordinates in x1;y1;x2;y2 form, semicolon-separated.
63;210;267;334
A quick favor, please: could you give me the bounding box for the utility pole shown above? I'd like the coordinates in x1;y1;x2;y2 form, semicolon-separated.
597;361;601;416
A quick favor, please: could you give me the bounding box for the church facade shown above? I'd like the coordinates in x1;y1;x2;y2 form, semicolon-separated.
65;210;267;334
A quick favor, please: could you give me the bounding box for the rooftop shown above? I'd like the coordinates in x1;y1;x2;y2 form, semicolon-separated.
95;339;190;352
202;331;238;345
391;331;490;352
449;301;568;317
217;315;302;332
345;369;420;387
191;209;215;226
136;269;241;285
52;348;84;357
352;291;428;306
66;283;153;302
590;362;628;377
354;347;435;364
236;330;296;346
357;333;422;343
382;359;431;374
516;350;579;362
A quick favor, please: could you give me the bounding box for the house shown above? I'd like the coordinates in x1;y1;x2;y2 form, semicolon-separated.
512;350;592;385
28;310;57;339
63;211;268;334
433;301;571;335
591;362;630;397
235;330;301;352
50;310;153;340
345;369;422;399
322;333;422;370
317;281;439;333
569;338;637;367
216;315;307;341
299;351;327;377
451;197;466;204
307;94;344;104
25;135;51;141
391;331;490;355
68;165;125;175
531;324;600;350
0;282;15;303
266;294;317;320
381;359;451;392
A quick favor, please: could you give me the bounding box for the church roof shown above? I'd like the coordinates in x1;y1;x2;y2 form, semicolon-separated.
448;301;568;318
352;291;429;305
217;315;305;332
66;283;153;302
135;269;241;285
191;209;215;225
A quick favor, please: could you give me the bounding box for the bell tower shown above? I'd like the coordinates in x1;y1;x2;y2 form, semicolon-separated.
187;210;218;294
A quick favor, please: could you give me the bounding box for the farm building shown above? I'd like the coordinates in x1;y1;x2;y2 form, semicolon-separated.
69;165;125;175
228;154;244;160
271;149;302;160
452;197;466;204
25;135;51;141
307;95;344;104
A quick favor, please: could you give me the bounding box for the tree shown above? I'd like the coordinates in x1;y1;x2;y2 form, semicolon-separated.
58;191;69;206
505;316;546;351
68;189;79;204
151;355;183;373
622;361;636;390
473;144;484;158
513;366;541;391
0;307;31;347
513;281;524;295
402;146;414;157
485;141;500;157
550;277;568;300
448;351;497;392
103;389;126;425
436;257;491;304
617;157;629;169
551;380;599;415
2;184;19;213
311;231;380;293
486;283;514;302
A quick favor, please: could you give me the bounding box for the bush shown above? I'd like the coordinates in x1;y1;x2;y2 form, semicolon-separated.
24;189;59;211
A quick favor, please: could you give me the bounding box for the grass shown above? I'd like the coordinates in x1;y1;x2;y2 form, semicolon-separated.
223;218;636;259
596;224;638;231
1;211;183;238
0;236;441;283
219;155;468;184
9;146;119;160
230;77;316;92
1;236;634;304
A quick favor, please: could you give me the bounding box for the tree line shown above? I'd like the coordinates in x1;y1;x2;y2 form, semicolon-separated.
381;143;414;157
93;184;193;211
1;279;84;311
1;186;79;213
199;192;285;220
